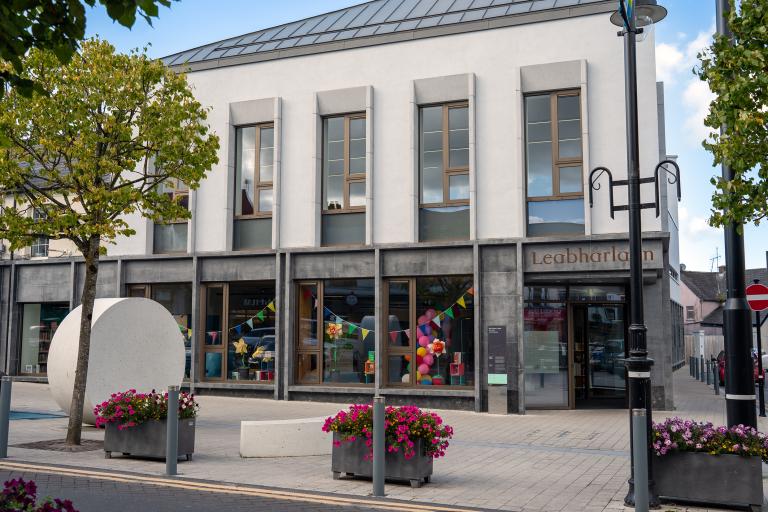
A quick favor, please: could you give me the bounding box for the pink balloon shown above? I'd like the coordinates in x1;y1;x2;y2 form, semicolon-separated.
417;315;428;325
417;363;430;375
418;336;430;347
425;309;436;320
423;354;434;366
416;355;423;365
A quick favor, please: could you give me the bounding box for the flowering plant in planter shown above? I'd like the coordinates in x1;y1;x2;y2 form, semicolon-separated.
93;389;199;430
652;417;768;461
322;404;453;460
0;478;78;512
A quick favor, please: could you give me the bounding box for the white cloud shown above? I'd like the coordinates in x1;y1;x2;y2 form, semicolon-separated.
656;43;684;84
678;205;723;270
682;79;717;147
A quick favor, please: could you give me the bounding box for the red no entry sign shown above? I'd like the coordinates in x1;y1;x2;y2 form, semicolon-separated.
747;283;768;312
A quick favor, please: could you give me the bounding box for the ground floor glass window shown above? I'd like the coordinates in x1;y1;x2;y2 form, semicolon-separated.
20;303;69;375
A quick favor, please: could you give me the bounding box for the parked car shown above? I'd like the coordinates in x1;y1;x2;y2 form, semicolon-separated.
716;350;763;386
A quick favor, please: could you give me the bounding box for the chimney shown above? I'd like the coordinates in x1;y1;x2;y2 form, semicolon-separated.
718;265;726;273
680;263;686;272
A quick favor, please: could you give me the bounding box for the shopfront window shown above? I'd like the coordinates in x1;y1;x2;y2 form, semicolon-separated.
227;282;276;382
295;279;375;385
384;277;474;387
20;303;69;375
150;284;193;379
200;282;276;382
523;301;568;408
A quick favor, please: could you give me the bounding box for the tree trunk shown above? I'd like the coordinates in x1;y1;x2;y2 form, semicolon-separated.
65;235;100;445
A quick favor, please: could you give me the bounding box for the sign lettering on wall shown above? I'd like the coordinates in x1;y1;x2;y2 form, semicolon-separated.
523;240;663;273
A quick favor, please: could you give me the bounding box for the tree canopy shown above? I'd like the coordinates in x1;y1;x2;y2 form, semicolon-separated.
697;0;768;228
1;0;173;97
0;38;219;255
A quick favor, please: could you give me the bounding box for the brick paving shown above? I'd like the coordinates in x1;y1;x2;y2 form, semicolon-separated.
2;370;766;512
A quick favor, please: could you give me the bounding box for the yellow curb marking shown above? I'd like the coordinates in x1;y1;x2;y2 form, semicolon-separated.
0;461;471;512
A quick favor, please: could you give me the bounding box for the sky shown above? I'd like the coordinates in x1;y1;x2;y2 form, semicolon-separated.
83;0;768;272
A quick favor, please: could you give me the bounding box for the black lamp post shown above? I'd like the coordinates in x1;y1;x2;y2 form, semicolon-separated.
609;0;668;508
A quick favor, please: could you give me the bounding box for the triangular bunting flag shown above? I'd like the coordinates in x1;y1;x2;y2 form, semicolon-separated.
457;296;466;309
404;329;411;339
467;287;475;296
234;324;242;335
420;324;431;336
445;307;454;319
432;315;441;328
389;331;398;343
187;328;193;337
246;318;254;329
336;316;344;325
361;328;370;340
323;308;332;319
256;310;265;322
348;324;358;335
267;301;276;312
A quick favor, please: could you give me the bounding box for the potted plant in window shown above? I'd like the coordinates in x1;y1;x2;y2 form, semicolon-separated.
322;404;453;488
233;338;250;380
651;417;765;509
95;389;198;461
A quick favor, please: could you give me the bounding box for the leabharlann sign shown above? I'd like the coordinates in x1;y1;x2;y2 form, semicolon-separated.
524;240;663;272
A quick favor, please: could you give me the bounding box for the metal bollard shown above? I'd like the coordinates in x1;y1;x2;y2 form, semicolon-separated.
705;360;712;385
713;360;720;395
372;395;385;497
690;357;694;377
166;385;179;476
0;377;11;458
700;356;705;382
632;408;649;512
694;358;699;380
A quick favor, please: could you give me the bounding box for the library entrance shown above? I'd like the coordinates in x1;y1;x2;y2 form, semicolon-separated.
523;285;627;409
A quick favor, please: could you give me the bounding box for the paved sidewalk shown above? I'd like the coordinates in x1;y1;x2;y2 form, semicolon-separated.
3;370;765;512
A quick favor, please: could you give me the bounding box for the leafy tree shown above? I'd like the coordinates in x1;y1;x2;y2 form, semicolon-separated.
0;38;219;444
1;0;173;97
697;0;768;228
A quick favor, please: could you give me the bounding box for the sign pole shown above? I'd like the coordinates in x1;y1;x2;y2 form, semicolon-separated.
752;279;766;417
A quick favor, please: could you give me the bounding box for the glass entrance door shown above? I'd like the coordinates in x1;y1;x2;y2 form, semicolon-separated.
573;304;626;407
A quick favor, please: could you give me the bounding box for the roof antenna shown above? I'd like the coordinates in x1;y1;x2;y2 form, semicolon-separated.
710;247;721;272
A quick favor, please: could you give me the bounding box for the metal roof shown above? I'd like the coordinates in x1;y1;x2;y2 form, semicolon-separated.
163;0;613;70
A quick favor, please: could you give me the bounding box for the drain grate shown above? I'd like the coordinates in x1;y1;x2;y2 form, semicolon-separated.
13;439;103;453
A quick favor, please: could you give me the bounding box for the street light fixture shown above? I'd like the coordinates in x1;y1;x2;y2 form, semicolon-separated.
589;0;676;508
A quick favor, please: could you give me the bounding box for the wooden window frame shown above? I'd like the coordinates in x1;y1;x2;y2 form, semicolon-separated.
200;283;228;382
294;280;374;387
235;123;274;220
525;90;583;203
419;102;470;208
322;113;366;215
382;277;474;389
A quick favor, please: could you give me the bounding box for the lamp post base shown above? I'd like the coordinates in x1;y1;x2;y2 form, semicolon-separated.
625;478;660;509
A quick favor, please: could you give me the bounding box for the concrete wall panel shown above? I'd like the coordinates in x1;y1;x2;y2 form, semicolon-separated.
382;247;473;276
200;256;276;282
16;264;71;303
123;259;193;284
293;252;375;279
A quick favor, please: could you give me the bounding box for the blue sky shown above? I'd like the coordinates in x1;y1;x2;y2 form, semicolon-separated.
84;0;768;272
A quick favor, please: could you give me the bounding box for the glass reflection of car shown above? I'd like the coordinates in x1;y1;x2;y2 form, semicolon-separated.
228;327;275;373
716;350;763;386
323;315;381;383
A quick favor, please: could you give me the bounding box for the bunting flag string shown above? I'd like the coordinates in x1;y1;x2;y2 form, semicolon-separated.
226;298;277;334
317;287;473;339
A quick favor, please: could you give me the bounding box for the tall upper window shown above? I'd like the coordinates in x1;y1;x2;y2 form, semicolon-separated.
525;91;584;236
154;177;189;254
30;209;48;257
419;103;470;241
322;114;366;246
234;124;274;250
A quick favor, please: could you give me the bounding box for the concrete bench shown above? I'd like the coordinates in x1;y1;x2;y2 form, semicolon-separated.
240;417;332;458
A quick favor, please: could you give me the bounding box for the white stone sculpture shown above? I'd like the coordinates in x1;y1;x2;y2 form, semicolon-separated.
48;298;185;424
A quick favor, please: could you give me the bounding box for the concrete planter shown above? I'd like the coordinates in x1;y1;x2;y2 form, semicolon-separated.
331;432;433;488
653;451;762;509
104;418;196;461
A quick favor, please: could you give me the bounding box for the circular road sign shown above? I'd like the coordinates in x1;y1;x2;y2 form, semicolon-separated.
746;283;768;312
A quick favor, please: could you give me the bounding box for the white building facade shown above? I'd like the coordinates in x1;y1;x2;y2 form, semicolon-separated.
0;0;683;412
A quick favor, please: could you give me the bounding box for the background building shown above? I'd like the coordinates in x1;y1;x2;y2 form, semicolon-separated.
0;0;681;413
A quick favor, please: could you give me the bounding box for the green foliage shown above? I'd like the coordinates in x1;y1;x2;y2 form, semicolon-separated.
0;38;219;256
0;0;173;98
696;0;768;228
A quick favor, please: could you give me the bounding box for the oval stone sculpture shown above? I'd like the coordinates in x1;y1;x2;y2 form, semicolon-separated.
48;298;185;424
